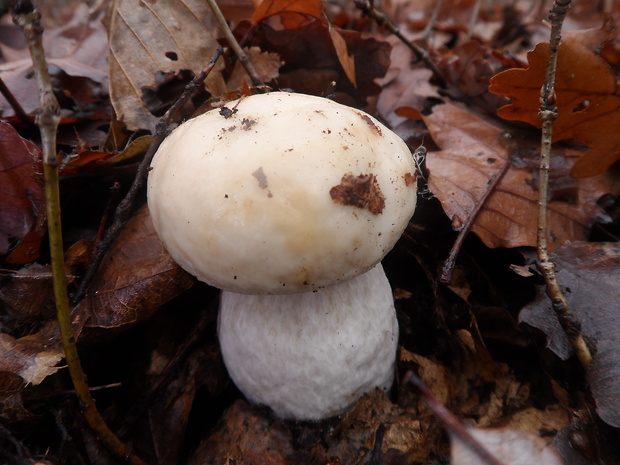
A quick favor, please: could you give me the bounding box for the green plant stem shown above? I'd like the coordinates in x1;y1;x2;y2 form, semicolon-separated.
537;0;591;368
13;3;147;464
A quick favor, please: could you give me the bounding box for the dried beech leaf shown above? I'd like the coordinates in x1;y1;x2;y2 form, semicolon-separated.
75;205;194;329
0;122;45;262
489;36;620;177
519;242;620;427
107;0;224;131
423;102;612;251
450;427;564;465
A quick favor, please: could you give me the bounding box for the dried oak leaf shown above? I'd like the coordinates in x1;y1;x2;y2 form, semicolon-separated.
107;0;224;132
489;35;620;178
423;102;613;251
0;123;45;263
74;205;194;329
519;242;620;428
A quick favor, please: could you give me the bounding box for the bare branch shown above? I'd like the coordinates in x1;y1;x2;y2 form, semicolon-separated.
536;0;592;368
12;1;148;464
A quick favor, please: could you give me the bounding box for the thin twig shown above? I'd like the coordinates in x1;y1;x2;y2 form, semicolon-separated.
422;0;444;40
12;2;147;464
536;0;591;368
206;0;264;87
353;0;447;88
405;371;505;465
440;161;510;284
73;47;225;304
466;0;483;41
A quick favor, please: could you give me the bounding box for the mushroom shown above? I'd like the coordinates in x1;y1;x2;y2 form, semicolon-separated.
147;92;417;420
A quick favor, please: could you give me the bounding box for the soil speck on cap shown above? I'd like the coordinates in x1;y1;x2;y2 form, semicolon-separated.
358;113;382;136
330;173;385;215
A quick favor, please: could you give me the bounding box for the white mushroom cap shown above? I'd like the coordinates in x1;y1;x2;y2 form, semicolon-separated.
147;92;417;294
218;263;398;420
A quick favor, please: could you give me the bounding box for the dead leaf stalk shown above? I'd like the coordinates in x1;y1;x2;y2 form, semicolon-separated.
537;0;592;368
353;0;447;88
405;371;506;465
74;46;225;304
12;2;148;465
440;161;510;284
206;0;264;87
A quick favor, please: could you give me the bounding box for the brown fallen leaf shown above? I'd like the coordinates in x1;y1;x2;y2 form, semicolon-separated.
0;372;36;425
489;34;620;178
376;37;439;134
242;20;390;105
250;0;324;25
107;0;225;131
0;4;109;119
0;264;54;329
0;122;45;263
224;47;282;93
74;205;194;329
0;323;63;386
423;101;614;251
519;241;620;428
250;0;356;86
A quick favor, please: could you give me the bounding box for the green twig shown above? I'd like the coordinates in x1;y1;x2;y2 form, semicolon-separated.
12;2;147;464
537;0;591;368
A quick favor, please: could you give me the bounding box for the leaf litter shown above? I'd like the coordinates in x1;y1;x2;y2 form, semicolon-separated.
0;0;619;464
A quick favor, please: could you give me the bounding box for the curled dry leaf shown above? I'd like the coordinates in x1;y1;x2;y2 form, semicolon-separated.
489;35;620;178
520;242;620;428
107;0;224;132
450;427;564;465
0;323;63;386
0;122;45;263
74;205;194;329
423;102;613;251
0;4;108;119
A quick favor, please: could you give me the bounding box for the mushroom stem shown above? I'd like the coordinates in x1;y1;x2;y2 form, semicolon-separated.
218;263;398;420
